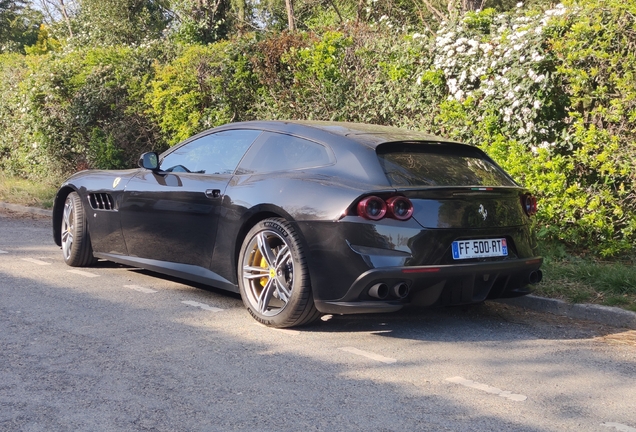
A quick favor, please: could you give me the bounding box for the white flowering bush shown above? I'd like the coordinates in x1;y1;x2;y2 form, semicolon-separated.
431;5;566;147
427;2;636;256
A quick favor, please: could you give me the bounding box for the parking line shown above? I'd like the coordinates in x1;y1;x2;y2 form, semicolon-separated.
181;300;224;312
0;250;7;254
67;269;99;278
446;376;527;401
338;347;397;364
124;285;157;294
602;422;636;432
21;258;51;265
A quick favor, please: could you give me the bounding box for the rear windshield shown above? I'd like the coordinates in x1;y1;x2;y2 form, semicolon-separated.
377;143;516;187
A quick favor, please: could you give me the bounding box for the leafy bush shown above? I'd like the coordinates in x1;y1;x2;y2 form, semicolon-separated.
1;0;635;258
146;38;260;145
0;44;167;181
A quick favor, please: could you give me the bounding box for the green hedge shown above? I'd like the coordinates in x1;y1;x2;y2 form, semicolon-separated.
0;0;634;256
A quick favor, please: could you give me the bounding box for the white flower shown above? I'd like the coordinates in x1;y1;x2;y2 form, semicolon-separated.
516;2;523;7
533;100;542;109
531;52;545;62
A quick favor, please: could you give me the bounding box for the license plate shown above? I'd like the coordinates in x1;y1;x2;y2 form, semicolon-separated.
452;238;508;260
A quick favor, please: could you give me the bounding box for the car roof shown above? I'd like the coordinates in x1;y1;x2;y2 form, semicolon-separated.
215;120;458;148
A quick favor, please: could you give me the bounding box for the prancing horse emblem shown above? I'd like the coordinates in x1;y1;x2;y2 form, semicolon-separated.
478;204;488;220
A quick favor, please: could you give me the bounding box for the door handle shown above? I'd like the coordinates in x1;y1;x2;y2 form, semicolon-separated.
205;189;221;198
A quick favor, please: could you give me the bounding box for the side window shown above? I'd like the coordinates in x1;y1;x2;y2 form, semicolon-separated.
160;129;261;175
237;132;333;174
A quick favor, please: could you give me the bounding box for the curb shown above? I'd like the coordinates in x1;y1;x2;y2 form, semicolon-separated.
2;202;635;330
0;202;52;217
496;295;636;330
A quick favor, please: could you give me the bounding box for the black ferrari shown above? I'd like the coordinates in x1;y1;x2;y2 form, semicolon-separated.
52;121;542;327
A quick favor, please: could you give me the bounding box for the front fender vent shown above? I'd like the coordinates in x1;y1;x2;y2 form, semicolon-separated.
88;193;115;210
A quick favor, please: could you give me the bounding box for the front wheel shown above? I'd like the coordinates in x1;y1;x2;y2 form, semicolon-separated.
238;218;320;328
61;192;97;267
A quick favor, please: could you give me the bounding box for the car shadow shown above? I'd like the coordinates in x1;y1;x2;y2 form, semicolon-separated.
90;261;634;345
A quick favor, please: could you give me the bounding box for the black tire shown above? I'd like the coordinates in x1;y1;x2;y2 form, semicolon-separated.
61;192;97;267
238;218;321;328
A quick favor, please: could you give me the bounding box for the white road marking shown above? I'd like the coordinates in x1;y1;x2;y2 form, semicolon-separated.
21;258;51;265
446;376;527;401
181;300;224;312
338;347;397;364
254;323;300;335
67;269;99;278
124;285;157;294
0;250;8;253
602;423;636;432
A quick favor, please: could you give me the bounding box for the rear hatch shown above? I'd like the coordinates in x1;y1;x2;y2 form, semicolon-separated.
377;142;528;229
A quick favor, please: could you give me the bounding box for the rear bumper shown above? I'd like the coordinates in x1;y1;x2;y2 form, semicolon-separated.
314;257;542;314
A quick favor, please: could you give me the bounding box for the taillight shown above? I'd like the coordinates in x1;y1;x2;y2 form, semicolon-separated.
356;195;413;221
386;196;414;221
522;194;537;216
357;196;387;220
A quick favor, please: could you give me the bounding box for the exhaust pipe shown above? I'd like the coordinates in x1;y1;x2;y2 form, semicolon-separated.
368;283;389;300
391;282;410;299
528;270;543;284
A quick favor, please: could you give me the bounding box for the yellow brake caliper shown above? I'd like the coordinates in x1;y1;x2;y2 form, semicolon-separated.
259;256;268;287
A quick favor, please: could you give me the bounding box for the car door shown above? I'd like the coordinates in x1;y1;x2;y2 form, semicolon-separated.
119;129;261;268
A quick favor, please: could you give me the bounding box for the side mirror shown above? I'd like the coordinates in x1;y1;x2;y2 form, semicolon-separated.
138;152;159;170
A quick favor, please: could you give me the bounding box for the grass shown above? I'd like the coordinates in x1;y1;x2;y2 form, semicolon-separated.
0;173;58;209
0;174;635;313
536;258;636;312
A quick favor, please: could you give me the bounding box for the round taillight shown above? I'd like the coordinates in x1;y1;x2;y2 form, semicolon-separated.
522;194;537;216
357;196;387;220
386;196;414;221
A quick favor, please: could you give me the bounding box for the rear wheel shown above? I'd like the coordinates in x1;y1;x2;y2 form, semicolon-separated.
238;218;320;328
61;192;97;267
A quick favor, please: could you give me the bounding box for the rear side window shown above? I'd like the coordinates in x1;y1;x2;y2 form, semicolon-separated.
377;143;516;187
237;132;333;174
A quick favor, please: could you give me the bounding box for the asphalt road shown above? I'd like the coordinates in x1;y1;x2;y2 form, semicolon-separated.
1;210;635;432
